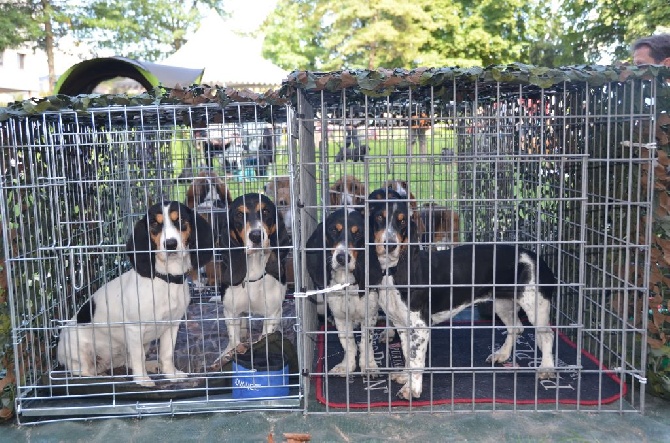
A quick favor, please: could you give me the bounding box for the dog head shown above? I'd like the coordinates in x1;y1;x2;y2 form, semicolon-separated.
228;193;286;251
127;201;213;279
368;188;416;270
264;176;292;229
329;175;367;207
186;171;232;216
305;209;362;288
220;193;290;286
420;203;460;248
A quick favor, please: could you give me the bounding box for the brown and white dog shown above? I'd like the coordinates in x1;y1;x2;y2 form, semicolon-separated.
329;175;367;208
216;193;291;355
185;171;233;286
420;203;460;249
264;176;293;231
306;208;383;375
57;202;213;386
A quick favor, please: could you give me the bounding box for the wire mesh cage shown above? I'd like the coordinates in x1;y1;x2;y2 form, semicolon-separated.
0;94;304;422
0;66;660;423
287;68;655;414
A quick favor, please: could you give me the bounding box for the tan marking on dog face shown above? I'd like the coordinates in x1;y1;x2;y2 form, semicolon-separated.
351;225;359;235
335;222;343;232
170;210;179;222
180;219;192;246
155;213;164;224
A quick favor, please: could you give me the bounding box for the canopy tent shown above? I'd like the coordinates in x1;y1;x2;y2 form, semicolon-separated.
161;13;288;90
54;56;204;95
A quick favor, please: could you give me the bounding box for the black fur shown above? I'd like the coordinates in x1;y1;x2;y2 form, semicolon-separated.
217;193;290;287
369;192;556;323
126;201;214;279
306;209;382;291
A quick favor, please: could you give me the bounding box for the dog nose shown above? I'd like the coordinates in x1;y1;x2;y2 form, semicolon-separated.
165;238;178;250
335;252;347;266
249;229;263;244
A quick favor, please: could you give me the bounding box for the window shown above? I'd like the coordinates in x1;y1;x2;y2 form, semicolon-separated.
17;53;25;70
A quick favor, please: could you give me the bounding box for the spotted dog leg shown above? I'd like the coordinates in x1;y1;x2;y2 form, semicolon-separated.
379;277;427;398
358;290;380;375
395;314;429;400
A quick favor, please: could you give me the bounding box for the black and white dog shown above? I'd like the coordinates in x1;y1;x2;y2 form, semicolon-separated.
306;209;383;375
369;190;556;400
216;193;291;355
57;202;213;386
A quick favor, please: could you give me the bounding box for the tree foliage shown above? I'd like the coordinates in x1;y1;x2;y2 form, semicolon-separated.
261;0;560;70
71;0;227;62
562;0;670;63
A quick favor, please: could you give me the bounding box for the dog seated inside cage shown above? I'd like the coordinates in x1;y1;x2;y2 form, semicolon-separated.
214;193;291;357
369;189;556;400
306;208;384;375
56;202;213;387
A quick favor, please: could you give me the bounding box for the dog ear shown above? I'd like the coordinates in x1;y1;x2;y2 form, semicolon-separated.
126;211;155;279
188;206;214;270
305;222;328;289
270;205;291;257
355;244;384;291
217;212;247;287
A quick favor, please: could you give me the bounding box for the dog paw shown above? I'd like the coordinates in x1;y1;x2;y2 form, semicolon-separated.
329;362;354;376
360;359;380;376
134;376;156;387
486;351;511;365
538;368;556;380
397;383;421;400
390;372;409;385
165;370;188;380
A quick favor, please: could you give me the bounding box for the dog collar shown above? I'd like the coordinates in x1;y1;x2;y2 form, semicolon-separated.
242;272;267;287
154;272;189;284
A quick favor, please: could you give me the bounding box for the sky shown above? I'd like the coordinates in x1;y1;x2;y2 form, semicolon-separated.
225;0;278;33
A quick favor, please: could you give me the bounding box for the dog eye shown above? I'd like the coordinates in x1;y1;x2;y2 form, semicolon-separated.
235;211;244;220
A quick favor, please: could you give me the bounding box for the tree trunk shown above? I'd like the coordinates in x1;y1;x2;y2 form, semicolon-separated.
41;0;56;93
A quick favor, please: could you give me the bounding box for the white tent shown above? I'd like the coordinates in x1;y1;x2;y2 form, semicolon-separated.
162;13;288;90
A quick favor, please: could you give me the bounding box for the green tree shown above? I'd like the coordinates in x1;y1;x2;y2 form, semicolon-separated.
422;0;549;67
0;1;70;95
562;0;670;63
261;0;554;70
261;0;435;70
71;1;227;62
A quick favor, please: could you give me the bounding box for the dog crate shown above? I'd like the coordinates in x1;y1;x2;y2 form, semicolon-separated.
286;66;657;414
0;90;304;423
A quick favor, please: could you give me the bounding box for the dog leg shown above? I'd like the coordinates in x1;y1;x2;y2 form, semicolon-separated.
223;317;242;356
359;292;380;375
261;308;283;336
125;325;154;387
330;315;358;375
396;315;429;400
159;324;188;380
519;288;556;379
390;326;410;386
487;298;524;366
